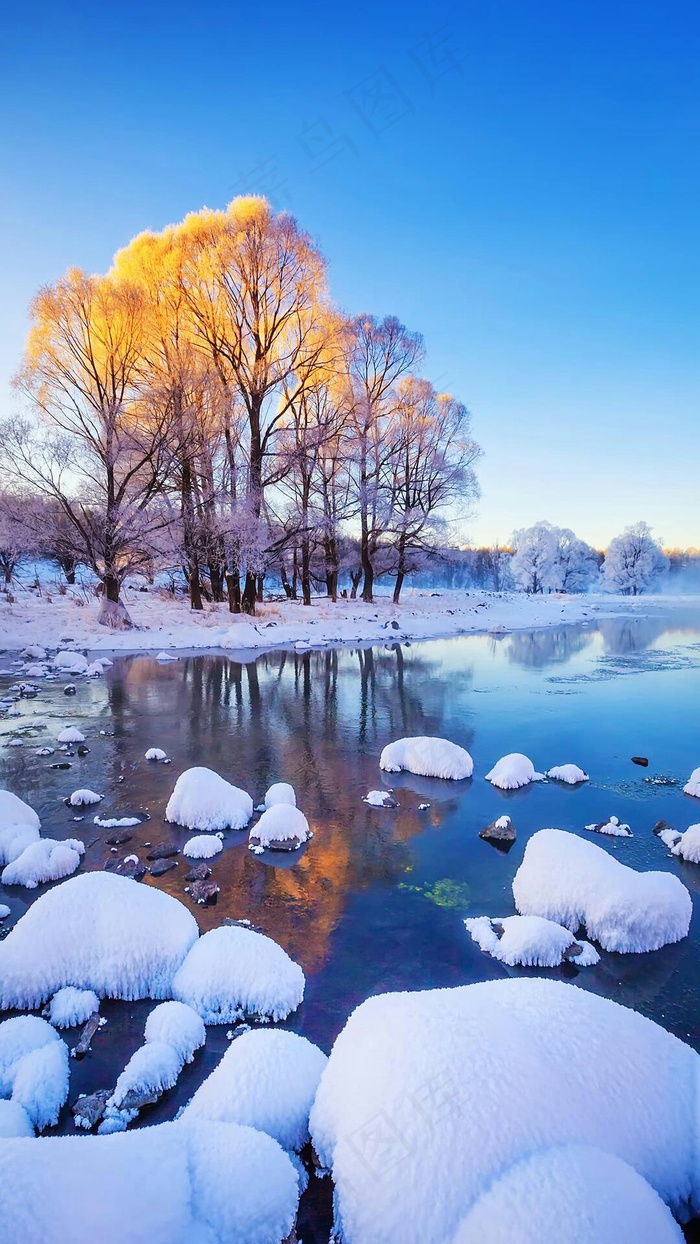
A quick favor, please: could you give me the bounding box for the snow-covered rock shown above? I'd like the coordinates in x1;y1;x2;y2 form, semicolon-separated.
683;767;700;798
310;977;700;1243
585;814;632;837
155;650;178;661
0;1016;70;1132
465;914;599;968
451;1143;684;1244
110;1041;182;1111
512;828;691;953
0;904;10;919
363;790;398;808
0;871;199;1010
22;645;47;661
0;1118;300;1244
672;825;700;864
68;788;102;807
0;1099;34;1138
182;1028;327;1152
145;747;167;761
479;814;516;844
380;736;473;780
545;764;589;785
165;766;253;832
57;725;85;744
183;833;223;860
264;782;296;808
53;651;89;674
144;1001;205;1065
0;791;41;865
248;804;311;852
47;986;99;1029
485;753;546;790
172;925;305;1024
0;822;42;867
94;815;141;829
1;837;84;888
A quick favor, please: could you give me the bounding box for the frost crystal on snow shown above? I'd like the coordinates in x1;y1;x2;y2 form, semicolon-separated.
380;736;474;780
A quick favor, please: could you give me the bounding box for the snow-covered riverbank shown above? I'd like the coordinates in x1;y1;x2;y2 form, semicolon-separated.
1;586;699;656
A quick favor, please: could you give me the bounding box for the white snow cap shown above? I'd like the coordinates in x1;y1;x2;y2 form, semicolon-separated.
155;650;178;661
0;791;41;866
545;764;589;784
310;977;700;1244
53;651;89;674
183;834;223;860
0;871;199;1010
68;788;102;807
513;828;691;953
183;1028;327;1152
249;804;311;850
485;753;546;790
56;726;85;744
683;767;700;798
363;790;396;807
0;904;10;919
1;837;84;888
110;1040;183;1110
145;747;167;761
264;782;296;808
173;925;305;1024
380;736;474;780
451;1143;684;1244
585;814;632;837
672;824;700;864
0;823;42;867
0;1099;34;1138
465;914;599;968
144;1001;205;1065
0;1016;69;1132
0;1118;299;1244
48;986;99;1029
165;766;253;831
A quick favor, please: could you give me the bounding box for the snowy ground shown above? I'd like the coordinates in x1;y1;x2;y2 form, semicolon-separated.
2;584;699;657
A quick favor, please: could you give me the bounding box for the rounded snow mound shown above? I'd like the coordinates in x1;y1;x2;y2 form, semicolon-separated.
183;834;223;860
182;1028;328;1152
465;914;599;968
545;763;589;785
672;824;700;864
144;1001;205;1065
0;792;41;866
110;1040;182;1110
363;790;398;808
165;767;253;832
683;767;700;798
53;651;89;674
380;737;474;780
249;805;311;852
0;823;41;868
451;1143;684;1244
264;782;296;809
485;753;546;790
57;726;85;744
145;747;167;762
310;977;700;1244
0;1099;34;1138
0;871;199;1010
1;837;84;889
172;925;305;1024
48;986;99;1029
513;828;691;953
0;1015;69;1131
68;789;101;807
0;1118;299;1244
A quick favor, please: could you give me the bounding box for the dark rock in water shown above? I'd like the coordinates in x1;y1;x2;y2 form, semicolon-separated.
185;863;212;882
150;858;178;877
248;833;305;852
106;830;133;846
632;756;649;767
146;842;179;861
191;879;220;905
72;1089;110;1129
71;1013;102;1060
222;917;259;931
119;1085;161;1111
563;941;586;961
653;819;677;837
652;819;682;847
50;761;72;770
64;685;77;696
479;816;516;850
104;856;146;880
77;745;90;756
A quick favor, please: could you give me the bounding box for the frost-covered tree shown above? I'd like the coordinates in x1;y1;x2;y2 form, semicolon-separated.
510;523;559;593
550;527;599;592
600;522;668;595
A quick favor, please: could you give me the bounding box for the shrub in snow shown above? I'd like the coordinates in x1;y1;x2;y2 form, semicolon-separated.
144;1001;205;1065
57;726;85;744
672;825;700;864
310;977;700;1243
53;651;89;674
380;737;473;780
264;782;296;808
249;805;311;853
182;1028;327;1152
485;753;545;790
451;1143;684;1244
110;1041;183;1111
145;747;167;761
683;768;700;798
465;915;599;968
68;788;102;807
0;1118;299;1244
512;828;691;953
172;925;305;1024
1;837;84;888
546;764;589;784
585;814;632;837
165;766;253;832
0;1099;34;1138
0;871;199;1010
183;834;223;860
47;986;99;1029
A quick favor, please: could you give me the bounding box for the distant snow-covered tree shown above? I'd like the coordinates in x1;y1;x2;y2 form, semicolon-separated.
550;527;599;592
600;522;668;595
510;523;559;593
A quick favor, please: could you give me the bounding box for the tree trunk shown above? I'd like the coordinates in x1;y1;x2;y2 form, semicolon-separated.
350;569;362;600
280;560;294;599
256;574;265;603
393;569;405;604
241;571;257;615
99;574;133;630
226;571;241;614
361;545;374;603
301;538;311;606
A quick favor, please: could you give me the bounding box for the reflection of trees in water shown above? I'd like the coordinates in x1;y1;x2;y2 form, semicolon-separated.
503;626;594;670
108;645;474;972
597;616;668;655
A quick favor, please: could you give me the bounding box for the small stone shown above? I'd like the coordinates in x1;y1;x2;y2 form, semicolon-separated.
64;685;77;696
104;856;146;880
149;858;178;877
50;761;72;770
77;745;90;756
185;863;212;882
191;879;219;905
106;831;133;846
479;816;516;848
631;756;649;767
72;1089;110;1129
146;842;179;861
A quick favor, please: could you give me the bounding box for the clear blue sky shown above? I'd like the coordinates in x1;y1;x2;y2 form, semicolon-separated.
1;0;698;549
